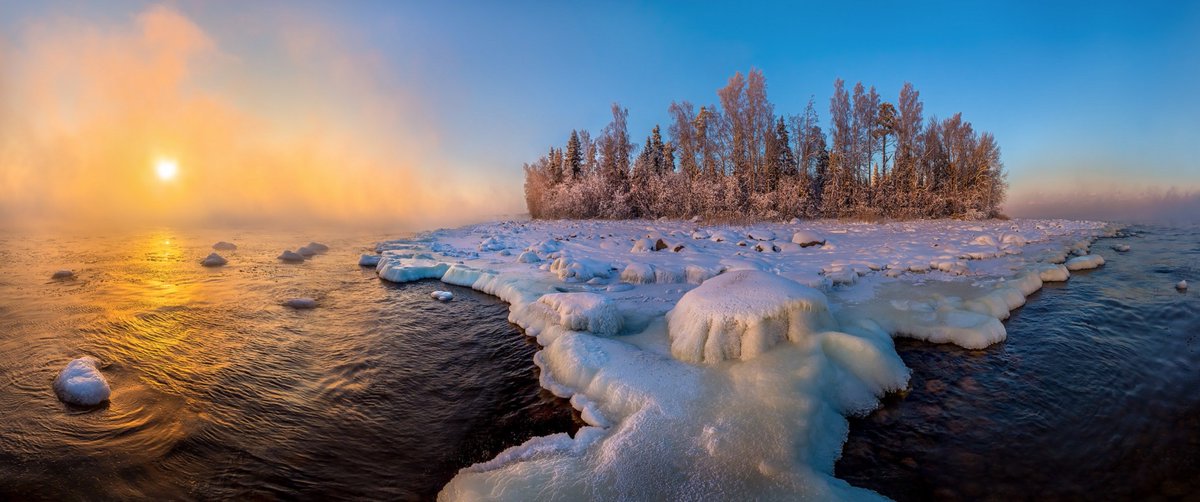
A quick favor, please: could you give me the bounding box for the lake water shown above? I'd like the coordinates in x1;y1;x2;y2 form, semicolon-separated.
0;230;580;500
1;225;1196;500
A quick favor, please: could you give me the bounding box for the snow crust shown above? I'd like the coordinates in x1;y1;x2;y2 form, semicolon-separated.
53;356;110;406
362;217;1111;500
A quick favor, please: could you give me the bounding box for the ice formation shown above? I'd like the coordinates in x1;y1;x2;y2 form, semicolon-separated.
431;290;454;302
53;356;110;406
1065;254;1105;271
278;250;305;263
360;217;1112;500
51;269;74;279
200;252;227;267
358;254;382;267
1112;243;1130;252
212;241;238;251
283;298;318;309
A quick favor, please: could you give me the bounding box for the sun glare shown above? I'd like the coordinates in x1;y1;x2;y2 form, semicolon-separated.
155;158;179;181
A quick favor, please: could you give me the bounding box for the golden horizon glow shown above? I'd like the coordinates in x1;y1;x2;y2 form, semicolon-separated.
155;158;179;181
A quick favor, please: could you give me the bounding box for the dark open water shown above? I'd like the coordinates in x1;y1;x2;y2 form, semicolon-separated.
0;225;1195;500
837;224;1200;500
0;230;579;501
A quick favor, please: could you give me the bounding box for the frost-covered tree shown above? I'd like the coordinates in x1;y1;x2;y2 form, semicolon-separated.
565;130;583;180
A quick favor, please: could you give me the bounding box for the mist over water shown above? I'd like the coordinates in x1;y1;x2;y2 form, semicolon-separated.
0;229;579;500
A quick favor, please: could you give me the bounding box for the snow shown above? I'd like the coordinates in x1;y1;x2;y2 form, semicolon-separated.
53;356;110;406
277;250;305;263
1065;254;1105;271
51;269;74;279
431;290;454;302
212;241;238;251
361;217;1111;500
667;270;834;363
283;298;317;309
200;252;227;267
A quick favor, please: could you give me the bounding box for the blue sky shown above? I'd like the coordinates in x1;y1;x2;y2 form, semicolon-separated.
2;1;1198;218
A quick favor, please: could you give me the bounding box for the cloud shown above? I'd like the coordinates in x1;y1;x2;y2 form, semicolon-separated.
0;4;501;232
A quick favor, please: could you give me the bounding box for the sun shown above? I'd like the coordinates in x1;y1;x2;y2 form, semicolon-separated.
155;158;179;181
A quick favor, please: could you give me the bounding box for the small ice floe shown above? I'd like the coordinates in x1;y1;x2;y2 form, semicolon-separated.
1178;280;1189;291
358;254;382;267
283;298;318;309
430;290;454;302
51;269;75;280
791;230;825;247
278;250;305;263
53;356;110;407
1111;244;1130;252
212;241;238;251
1065;254;1105;271
201;253;227;267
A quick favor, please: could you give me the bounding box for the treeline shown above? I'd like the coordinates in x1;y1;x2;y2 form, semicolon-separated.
524;69;1007;221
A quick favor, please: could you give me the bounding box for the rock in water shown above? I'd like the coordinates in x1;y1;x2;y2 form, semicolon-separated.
305;242;329;253
51;269;75;279
53;357;110;406
201;253;228;267
1111;244;1130;252
278;250;305;263
1178;280;1188;291
430;290;454;302
212;241;237;251
284;298;318;309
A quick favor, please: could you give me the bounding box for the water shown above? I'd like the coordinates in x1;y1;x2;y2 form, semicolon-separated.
0;230;580;500
836;224;1200;499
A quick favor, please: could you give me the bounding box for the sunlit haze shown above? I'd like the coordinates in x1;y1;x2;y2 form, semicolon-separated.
1;1;1197;230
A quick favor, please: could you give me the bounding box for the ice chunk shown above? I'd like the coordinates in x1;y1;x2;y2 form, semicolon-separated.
212;241;238;251
791;230;825;247
278;250;305;262
283;298;317;309
53;356;110;406
1111;244;1130;252
1036;263;1070;282
377;258;450;283
620;262;655;284
517;251;542;263
1065;254;1105;271
51;269;74;279
1178;280;1188;291
534;292;622;335
431;290;454;302
200;252;227;267
358;254;382;267
666;270;834;363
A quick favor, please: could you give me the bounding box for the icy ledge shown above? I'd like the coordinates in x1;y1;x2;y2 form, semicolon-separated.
363;218;1113;500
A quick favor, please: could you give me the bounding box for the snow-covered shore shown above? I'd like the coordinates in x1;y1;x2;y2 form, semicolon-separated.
364;218;1113;500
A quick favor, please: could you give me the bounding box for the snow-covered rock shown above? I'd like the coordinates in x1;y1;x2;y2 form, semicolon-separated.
431;290;454;302
278;250;305;262
53;357;110;406
791;230;825;247
534;292;622;335
212;241;237;251
1065;254;1105;271
358;254;382;267
51;269;74;279
1112;244;1130;252
305;242;330;253
1178;280;1189;291
516;251;541;263
200;253;227;267
1036;263;1070;282
283;298;317;309
666;270;834;363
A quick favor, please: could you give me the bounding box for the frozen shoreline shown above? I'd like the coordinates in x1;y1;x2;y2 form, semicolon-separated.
363;218;1113;500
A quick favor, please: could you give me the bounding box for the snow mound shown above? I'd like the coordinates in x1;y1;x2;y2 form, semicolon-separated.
278;250;305;262
51;269;74;279
534;293;622;335
431;290;454;302
791;230;825;247
620;262;655;284
1036;263;1070;282
212;241;237;251
516;251;541;263
747;229;776;241
53;357;110;406
377;258;450;283
283;298;317;309
666;270;834;363
358;254;382;267
200;253;227;267
1065;254;1105;271
549;255;612;282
